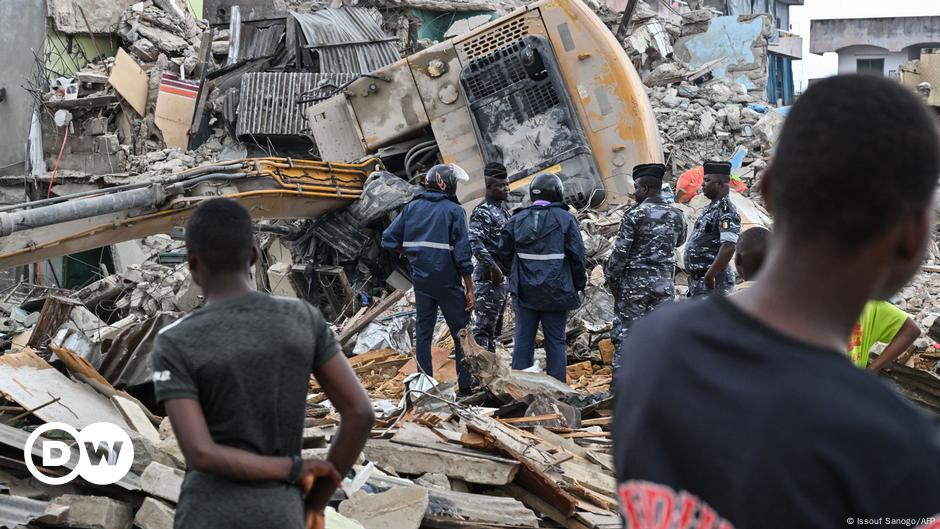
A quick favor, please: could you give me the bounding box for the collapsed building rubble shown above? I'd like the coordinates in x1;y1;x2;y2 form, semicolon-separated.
0;0;937;527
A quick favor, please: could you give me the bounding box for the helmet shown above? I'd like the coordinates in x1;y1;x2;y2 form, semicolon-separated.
530;173;564;203
424;164;469;196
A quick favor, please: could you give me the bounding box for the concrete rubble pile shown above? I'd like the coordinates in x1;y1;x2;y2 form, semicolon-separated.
35;0;211;184
2;1;938;527
0;231;620;529
621;5;785;190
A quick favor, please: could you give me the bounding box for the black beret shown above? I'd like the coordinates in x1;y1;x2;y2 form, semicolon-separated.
632;163;666;180
483;162;508;180
703;160;732;176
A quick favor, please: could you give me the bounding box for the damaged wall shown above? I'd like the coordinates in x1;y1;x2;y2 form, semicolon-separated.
0;0;46;175
673;15;771;92
48;0;137;34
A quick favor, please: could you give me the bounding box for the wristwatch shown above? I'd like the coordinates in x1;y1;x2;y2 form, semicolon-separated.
287;455;303;486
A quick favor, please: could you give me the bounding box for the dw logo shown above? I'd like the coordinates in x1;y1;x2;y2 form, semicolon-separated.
24;422;135;485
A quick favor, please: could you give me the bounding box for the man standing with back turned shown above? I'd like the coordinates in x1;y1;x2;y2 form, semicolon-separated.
497;173;586;383
153;199;375;529
382;164;476;395
605;163;686;370
469;163;511;352
684;160;740;297
614;75;940;528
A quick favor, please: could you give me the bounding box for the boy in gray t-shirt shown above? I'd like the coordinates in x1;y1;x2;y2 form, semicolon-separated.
152;199;374;529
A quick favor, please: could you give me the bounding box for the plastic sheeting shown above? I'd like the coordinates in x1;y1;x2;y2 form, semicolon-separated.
352;316;414;356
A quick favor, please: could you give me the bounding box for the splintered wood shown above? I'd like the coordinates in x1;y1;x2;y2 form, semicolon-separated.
567;360;612;394
305;338;618;528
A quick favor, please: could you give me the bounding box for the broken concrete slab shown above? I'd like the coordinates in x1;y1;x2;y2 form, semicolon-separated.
133;498;175;529
339;487;428;529
44;494;134;529
414;473;451;490
362;439;518;485
140;462;183;504
368;475;539;528
326;507;366;529
128;430;181;475
112;394;161;444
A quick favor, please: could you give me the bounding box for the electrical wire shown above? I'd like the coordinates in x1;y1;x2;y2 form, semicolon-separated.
46;127;70;199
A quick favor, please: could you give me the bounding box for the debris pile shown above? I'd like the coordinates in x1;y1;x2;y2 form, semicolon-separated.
621;6;784;187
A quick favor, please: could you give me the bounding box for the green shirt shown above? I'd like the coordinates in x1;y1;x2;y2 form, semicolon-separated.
847;301;908;368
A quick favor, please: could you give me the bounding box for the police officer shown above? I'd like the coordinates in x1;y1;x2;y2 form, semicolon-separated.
469;163;511;352
684;160;741;297
496;173;586;383
604;163;686;369
381;164;476;395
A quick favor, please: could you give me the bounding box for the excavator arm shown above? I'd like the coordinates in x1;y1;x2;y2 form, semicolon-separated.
0;158;379;270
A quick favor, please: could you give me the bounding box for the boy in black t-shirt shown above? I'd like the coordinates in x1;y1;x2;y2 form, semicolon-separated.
152;199;375;529
614;75;940;529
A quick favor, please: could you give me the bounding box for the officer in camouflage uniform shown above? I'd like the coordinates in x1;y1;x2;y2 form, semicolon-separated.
469;164;511;351
684;160;741;297
605;163;686;369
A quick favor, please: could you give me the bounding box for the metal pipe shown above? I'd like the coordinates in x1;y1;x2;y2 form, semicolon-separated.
0;185;167;237
164;172;252;194
0;163;246;214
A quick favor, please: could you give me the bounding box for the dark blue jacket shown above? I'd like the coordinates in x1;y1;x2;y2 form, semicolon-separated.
381;191;473;296
496;203;587;311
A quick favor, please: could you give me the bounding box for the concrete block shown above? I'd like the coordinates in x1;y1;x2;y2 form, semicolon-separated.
339;487;429;529
46;494;133;529
86;117;109;136
128;430;181;475
95;134;120;155
140;462;184;504
134;498;175;529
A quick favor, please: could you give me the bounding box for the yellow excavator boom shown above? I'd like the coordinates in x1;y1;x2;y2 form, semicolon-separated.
0;158;379;270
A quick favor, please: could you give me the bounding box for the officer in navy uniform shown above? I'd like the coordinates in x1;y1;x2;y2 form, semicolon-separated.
381;164;476;394
605;163;686;369
683;160;741;297
469;163;511;352
496;173;586;383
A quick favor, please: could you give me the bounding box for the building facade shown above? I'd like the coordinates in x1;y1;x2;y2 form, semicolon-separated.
810;16;940;77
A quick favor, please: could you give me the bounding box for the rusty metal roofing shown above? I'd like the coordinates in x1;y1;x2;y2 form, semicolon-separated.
0;494;47;529
291;8;400;74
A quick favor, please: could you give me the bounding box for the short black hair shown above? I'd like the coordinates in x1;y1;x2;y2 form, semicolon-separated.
766;75;940;245
737;226;770;257
736;227;770;280
634;175;663;190
186;198;254;273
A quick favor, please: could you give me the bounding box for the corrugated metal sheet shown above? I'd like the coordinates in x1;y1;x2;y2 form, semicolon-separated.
0;494;47;529
291;8;400;74
236;72;358;138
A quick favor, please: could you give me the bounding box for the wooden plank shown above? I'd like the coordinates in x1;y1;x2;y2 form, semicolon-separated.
559;461;617;497
580;417;611;427
500;413;560;424
464;414;577;517
502;484;592;529
0;350;127;429
362;439;519;485
339;290;405;345
559;431;611;439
